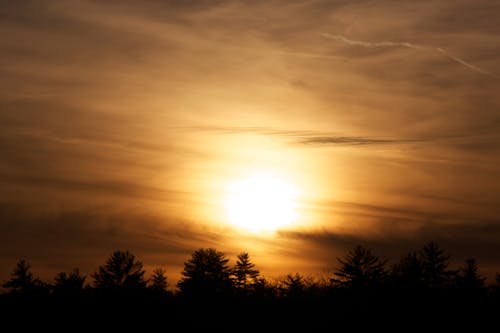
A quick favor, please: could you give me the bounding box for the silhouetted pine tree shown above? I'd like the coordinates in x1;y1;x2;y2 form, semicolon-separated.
281;273;306;298
493;273;500;297
53;268;86;295
3;259;44;294
232;252;260;293
332;245;387;289
93;250;146;290
149;268;169;293
392;251;424;289
420;241;455;289
457;258;485;290
177;248;233;297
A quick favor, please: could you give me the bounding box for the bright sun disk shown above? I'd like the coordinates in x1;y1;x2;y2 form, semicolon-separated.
225;174;299;232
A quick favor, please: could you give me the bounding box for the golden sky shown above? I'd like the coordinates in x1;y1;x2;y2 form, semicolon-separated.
1;0;500;283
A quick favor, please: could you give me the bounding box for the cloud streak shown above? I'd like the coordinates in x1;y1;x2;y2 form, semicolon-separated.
279;224;500;278
0;173;181;201
299;136;416;146
186;125;418;146
0;205;231;282
189;125;491;148
321;33;422;50
321;33;493;76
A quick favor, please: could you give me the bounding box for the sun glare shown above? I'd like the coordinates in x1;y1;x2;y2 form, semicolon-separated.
225;174;299;232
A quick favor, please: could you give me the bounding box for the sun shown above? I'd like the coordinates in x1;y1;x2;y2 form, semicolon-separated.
224;173;299;232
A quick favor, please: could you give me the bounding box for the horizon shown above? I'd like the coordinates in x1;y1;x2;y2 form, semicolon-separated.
2;239;498;290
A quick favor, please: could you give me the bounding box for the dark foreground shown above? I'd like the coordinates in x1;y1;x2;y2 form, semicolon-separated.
1;290;499;331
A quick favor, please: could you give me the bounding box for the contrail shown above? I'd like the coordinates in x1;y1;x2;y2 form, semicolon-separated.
321;33;422;50
435;48;490;76
321;32;492;76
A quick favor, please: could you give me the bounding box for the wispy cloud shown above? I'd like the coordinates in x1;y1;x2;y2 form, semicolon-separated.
321;33;493;76
185;125;419;147
279;196;500;270
0;173;183;201
321;33;422;50
299;136;416;146
0;205;230;280
187;125;500;150
279;222;500;273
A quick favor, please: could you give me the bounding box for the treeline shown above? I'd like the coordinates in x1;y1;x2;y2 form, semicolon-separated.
1;241;500;329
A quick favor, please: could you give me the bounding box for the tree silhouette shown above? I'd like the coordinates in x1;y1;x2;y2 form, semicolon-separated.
93;250;146;290
251;277;275;298
177;248;233;297
1;243;499;329
149;268;169;293
493;273;500;294
2;259;43;293
457;258;485;290
392;251;424;289
420;241;455;289
232;252;260;292
53;268;86;295
332;245;387;289
281;273;306;297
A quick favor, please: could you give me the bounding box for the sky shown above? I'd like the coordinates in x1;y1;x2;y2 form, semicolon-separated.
1;0;500;285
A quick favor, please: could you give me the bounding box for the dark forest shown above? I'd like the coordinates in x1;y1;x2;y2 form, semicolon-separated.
2;241;499;330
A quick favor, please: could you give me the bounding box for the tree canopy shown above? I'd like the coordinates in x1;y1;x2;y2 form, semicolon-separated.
420;241;455;289
53;268;86;294
177;248;233;296
2;259;43;293
93;250;146;290
149;268;169;293
332;245;387;289
232;252;260;291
